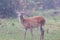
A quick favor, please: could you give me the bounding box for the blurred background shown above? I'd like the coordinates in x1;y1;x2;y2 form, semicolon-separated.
0;0;60;19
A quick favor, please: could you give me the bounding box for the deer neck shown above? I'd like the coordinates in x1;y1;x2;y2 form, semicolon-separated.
20;14;24;22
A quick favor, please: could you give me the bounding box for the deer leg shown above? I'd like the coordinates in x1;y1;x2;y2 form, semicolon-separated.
30;28;34;40
47;29;49;34
40;26;44;40
24;28;27;40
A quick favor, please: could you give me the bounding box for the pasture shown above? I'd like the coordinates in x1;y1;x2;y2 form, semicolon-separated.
0;18;60;40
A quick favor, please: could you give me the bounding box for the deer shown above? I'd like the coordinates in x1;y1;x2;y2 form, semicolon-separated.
16;11;45;40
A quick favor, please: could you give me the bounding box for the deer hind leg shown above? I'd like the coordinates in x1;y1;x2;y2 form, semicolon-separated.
30;28;34;40
24;28;27;40
40;25;44;40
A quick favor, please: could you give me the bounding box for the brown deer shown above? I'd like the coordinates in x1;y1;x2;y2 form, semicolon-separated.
17;11;45;40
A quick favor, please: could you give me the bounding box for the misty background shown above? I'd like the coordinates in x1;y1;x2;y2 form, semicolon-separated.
0;0;60;19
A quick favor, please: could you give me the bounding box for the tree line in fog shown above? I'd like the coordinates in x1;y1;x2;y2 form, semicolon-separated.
0;0;60;18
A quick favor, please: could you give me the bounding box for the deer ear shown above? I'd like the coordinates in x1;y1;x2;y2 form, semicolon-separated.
16;11;21;16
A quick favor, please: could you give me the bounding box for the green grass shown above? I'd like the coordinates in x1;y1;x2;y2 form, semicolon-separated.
0;18;60;40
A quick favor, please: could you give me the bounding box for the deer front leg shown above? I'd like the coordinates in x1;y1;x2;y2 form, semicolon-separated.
24;28;27;40
40;26;44;40
30;28;34;40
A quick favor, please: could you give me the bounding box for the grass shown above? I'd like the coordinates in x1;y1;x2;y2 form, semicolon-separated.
0;18;60;40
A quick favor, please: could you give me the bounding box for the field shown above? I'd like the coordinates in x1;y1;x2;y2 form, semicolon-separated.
0;18;60;40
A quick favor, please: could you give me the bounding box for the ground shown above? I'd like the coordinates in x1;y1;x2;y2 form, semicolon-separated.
0;18;60;40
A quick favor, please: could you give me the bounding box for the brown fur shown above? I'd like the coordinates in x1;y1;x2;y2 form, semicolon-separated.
18;13;45;40
22;16;45;29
